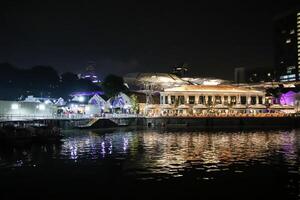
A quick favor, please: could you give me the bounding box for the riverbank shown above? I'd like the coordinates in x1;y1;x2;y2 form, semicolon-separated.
1;116;300;130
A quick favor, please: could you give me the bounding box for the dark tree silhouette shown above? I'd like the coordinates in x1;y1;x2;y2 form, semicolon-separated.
0;63;102;100
101;74;127;98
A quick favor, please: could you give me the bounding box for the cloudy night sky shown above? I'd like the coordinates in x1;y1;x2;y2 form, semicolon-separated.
0;0;299;79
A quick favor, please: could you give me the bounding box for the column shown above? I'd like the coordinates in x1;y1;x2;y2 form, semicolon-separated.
247;95;251;105
195;95;199;104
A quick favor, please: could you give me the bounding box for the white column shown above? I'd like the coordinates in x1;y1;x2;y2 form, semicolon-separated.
247;95;251;105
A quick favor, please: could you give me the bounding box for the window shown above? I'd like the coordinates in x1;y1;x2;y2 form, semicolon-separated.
178;96;185;105
251;96;256;105
188;96;195;104
171;96;176;104
230;96;236;105
258;96;263;104
164;96;168;104
199;96;205;104
286;39;291;43
215;96;222;104
208;96;213;105
224;96;228;104
241;96;247;105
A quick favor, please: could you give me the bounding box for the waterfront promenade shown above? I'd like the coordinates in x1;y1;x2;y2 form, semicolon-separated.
1;113;299;130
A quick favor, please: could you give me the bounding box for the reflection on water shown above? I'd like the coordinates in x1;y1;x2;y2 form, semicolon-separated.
0;129;299;198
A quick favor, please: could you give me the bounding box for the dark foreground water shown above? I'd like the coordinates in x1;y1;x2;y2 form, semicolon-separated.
0;128;299;200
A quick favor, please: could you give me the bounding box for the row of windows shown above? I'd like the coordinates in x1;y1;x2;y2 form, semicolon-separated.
161;96;263;105
281;74;296;79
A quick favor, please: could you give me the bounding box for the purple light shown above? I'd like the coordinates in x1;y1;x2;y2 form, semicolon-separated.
280;91;296;105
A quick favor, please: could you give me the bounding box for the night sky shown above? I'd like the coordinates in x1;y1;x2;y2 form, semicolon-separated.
0;1;299;80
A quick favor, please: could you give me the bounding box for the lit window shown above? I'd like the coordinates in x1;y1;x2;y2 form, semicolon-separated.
286;39;291;43
224;96;228;104
288;74;296;78
215;96;222;104
290;29;295;34
230;96;236;105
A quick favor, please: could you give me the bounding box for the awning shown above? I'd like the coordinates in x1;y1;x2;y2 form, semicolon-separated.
213;104;228;109
232;104;247;109
160;104;173;109
145;104;157;109
248;104;266;109
270;104;294;109
177;104;190;109
193;104;208;109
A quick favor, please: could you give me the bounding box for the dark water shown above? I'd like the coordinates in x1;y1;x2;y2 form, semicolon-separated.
0;128;299;199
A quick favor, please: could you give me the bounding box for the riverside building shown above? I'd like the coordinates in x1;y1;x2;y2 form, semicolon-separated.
158;85;266;116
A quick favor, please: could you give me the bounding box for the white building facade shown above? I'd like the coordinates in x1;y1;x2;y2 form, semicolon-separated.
159;85;266;116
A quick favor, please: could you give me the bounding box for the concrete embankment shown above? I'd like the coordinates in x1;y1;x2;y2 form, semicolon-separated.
142;116;300;130
2;116;299;130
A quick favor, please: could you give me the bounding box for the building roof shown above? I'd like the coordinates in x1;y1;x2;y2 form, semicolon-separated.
164;85;264;94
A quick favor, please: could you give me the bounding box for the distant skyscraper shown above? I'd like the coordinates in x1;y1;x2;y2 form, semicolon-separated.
234;67;275;84
234;67;246;84
274;9;300;82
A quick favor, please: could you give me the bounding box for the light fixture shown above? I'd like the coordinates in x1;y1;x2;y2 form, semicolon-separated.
78;96;85;102
11;103;19;110
38;104;45;111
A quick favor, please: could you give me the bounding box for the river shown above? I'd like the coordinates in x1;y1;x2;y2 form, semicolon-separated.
0;128;299;199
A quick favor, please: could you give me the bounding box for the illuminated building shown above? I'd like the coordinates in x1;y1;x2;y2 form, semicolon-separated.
159;85;266;116
274;9;300;82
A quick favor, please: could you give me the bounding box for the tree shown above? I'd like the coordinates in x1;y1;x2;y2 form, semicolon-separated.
101;74;127;98
61;72;78;82
130;94;139;114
